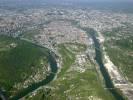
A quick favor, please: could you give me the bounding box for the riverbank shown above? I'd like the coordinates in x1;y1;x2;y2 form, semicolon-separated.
69;23;125;99
103;47;133;100
0;90;7;100
0;36;58;100
10;51;58;100
97;31;133;100
89;29;125;100
25;43;116;100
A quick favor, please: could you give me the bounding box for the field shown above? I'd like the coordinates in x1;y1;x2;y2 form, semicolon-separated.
103;24;133;83
22;28;40;40
27;43;115;100
0;35;49;97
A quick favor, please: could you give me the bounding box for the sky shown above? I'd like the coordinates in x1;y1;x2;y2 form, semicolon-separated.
0;0;133;2
38;0;132;2
0;0;133;6
40;0;132;2
62;0;132;1
0;0;133;13
58;0;133;2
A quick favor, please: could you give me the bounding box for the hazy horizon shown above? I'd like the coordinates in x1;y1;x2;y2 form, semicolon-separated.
0;0;133;13
0;0;133;3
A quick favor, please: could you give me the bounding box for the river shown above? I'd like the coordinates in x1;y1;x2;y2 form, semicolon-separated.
0;90;7;100
0;38;58;100
10;51;58;100
85;28;124;100
0;27;124;100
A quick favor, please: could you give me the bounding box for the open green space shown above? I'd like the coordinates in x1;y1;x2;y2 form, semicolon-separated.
104;37;133;82
0;35;49;97
22;29;40;40
58;44;75;77
28;43;115;100
57;43;87;77
103;25;133;83
29;70;115;100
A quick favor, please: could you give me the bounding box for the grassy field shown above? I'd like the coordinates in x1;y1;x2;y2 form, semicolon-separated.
104;37;133;82
57;43;87;77
0;35;49;96
28;43;115;100
22;29;40;40
57;44;75;77
103;25;133;83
